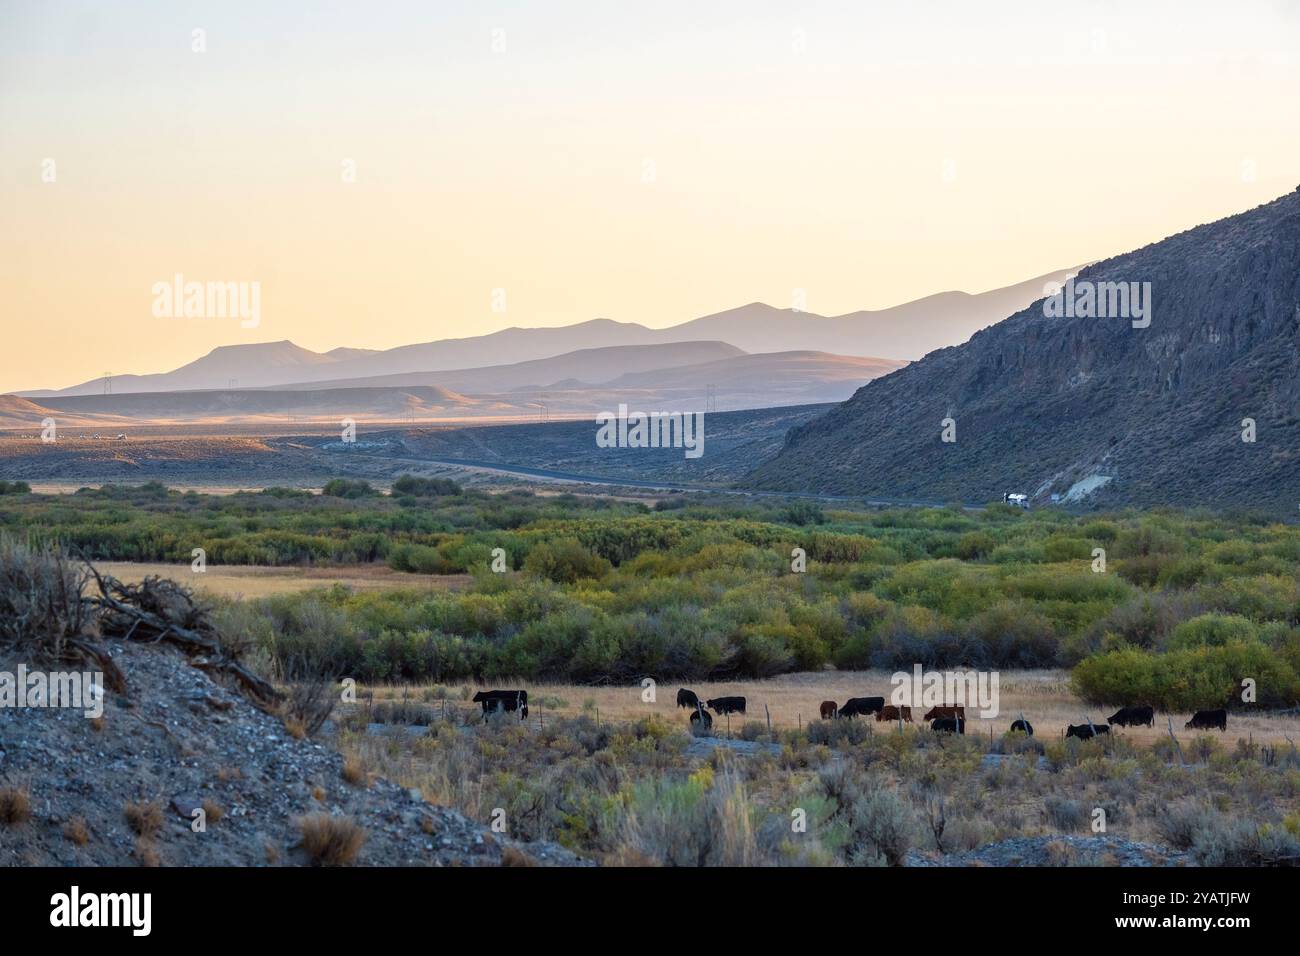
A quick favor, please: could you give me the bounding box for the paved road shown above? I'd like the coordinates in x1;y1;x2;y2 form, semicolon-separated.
410;455;974;508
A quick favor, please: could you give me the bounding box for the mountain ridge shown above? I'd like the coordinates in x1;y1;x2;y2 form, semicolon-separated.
19;268;1076;397
749;188;1300;512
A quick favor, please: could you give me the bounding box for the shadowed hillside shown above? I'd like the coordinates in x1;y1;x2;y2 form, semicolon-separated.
751;188;1300;512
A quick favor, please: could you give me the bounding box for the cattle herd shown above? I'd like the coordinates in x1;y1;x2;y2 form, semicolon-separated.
472;686;1232;738
674;691;1232;739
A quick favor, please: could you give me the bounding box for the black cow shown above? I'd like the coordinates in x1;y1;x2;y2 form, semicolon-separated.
923;705;966;721
1185;709;1227;731
1009;718;1034;736
473;689;529;721
689;704;713;730
677;688;700;709
1108;705;1155;728
706;696;746;716
1065;723;1110;740
931;717;965;734
839;696;885;718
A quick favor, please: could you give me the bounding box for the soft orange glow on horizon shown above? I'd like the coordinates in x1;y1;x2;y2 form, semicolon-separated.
3;1;1299;392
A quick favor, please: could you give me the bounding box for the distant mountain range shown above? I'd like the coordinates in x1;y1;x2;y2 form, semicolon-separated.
751;187;1300;510
19;268;1076;398
7;345;905;426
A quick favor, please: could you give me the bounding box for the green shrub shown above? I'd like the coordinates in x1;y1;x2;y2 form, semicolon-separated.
523;538;611;584
1167;613;1259;651
321;478;378;499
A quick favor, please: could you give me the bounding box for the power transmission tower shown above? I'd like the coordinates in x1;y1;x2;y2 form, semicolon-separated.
103;371;112;394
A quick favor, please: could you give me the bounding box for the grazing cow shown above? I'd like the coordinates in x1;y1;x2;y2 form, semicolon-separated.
923;705;966;721
1065;723;1110;740
473;689;529;721
1185;709;1227;731
931;717;965;734
839;696;885;718
876;705;913;723
706;696;746;716
819;700;838;720
1108;705;1155;728
1009;718;1034;736
677;688;700;710
689;704;713;730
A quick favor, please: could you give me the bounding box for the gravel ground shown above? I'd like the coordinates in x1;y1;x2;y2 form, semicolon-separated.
0;641;584;866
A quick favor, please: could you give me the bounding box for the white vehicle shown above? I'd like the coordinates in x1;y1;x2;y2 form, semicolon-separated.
1003;492;1030;510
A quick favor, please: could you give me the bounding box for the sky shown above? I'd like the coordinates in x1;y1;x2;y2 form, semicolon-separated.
2;0;1299;393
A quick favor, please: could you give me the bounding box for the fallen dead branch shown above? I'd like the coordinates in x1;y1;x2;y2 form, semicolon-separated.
88;568;282;710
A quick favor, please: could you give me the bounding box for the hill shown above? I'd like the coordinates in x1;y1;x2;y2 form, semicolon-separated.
750;188;1300;512
667;267;1080;361
0;395;129;430
266;341;746;393
23;346;900;425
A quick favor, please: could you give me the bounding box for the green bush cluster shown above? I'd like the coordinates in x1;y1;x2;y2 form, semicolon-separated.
4;483;1298;694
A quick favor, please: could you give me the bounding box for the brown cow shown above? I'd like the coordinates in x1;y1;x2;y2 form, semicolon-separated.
923;705;965;721
876;705;913;722
819;700;838;719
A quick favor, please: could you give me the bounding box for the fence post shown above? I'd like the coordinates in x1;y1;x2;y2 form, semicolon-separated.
1167;716;1186;767
765;704;772;735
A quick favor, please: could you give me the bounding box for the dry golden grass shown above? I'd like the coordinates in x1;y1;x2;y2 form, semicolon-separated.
123;800;164;838
63;816;90;845
96;561;470;599
0;786;32;825
201;799;224;824
135;838;161;867
361;669;1300;747
341;755;368;786
500;846;537;867
297;814;367;866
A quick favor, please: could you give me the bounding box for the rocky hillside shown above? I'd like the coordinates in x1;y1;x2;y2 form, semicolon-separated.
0;557;583;868
750;188;1300;512
0;639;583;866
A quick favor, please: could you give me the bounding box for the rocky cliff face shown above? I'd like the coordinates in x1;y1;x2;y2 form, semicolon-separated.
750;188;1300;511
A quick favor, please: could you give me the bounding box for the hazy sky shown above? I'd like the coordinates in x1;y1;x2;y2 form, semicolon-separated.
3;0;1299;392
